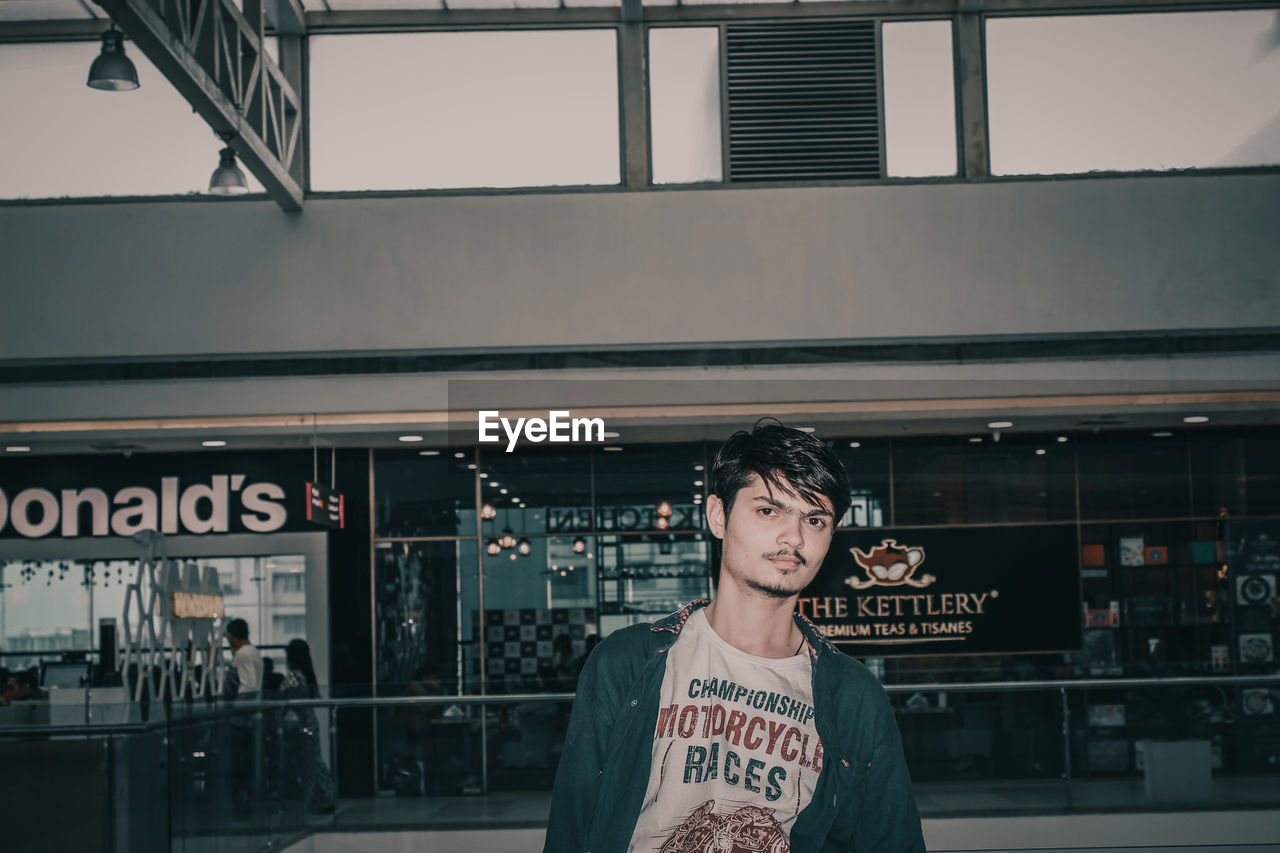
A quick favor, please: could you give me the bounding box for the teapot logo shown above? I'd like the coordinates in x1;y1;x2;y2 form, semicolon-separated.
847;539;937;589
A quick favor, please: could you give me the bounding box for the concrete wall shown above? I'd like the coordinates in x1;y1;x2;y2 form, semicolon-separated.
3;173;1278;362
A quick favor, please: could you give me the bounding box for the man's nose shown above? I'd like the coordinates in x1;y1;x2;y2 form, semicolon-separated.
777;515;805;547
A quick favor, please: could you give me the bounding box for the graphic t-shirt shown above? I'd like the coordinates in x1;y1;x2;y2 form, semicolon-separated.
627;609;822;853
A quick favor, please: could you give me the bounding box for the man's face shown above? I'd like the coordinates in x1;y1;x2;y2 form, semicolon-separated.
706;474;835;599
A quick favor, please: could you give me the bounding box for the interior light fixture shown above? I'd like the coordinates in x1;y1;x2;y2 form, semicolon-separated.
987;421;1014;429
1152;431;1174;438
694;464;704;471
485;539;502;556
968;437;983;443
201;440;227;448
797;427;816;433
87;28;139;91
209;132;248;196
693;480;703;487
398;435;423;443
454;452;466;458
500;529;517;550
5;445;32;453
418;450;440;456
656;501;672;518
572;536;587;554
1034;449;1046;456
516;538;532;556
848;442;861;448
481;503;497;520
1183;416;1210;424
656;516;670;530
602;446;623;452
1056;436;1069;443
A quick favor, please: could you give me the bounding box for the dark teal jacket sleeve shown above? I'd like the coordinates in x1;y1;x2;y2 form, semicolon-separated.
543;641;609;853
850;696;926;853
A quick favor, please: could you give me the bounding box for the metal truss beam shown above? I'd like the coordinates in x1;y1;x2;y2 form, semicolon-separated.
297;0;1278;32
93;0;305;212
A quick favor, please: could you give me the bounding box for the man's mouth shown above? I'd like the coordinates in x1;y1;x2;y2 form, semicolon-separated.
766;552;805;567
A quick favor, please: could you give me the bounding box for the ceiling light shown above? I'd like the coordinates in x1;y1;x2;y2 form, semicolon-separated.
572;536;587;554
1183;416;1209;424
693;464;704;471
479;472;488;478
602;446;623;452
848;441;861;448
454;452;466;458
517;538;532;556
1056;436;1068;443
693;480;703;487
467;463;477;470
87;29;139;91
656;501;672;518
988;421;1013;429
500;488;508;495
398;435;423;443
485;539;502;556
968;437;983;444
201;440;227;448
6;446;31;453
602;431;620;439
481;503;496;520
656;516;670;530
1035;449;1046;456
500;529;517;550
419;450;440;456
208;139;249;196
1152;431;1174;438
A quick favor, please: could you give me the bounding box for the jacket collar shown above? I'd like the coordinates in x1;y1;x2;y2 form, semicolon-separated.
651;598;841;662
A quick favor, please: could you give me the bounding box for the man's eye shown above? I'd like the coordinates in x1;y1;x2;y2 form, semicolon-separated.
807;517;827;528
758;507;776;517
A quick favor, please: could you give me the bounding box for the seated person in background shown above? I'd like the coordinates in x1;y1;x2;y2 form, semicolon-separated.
5;669;48;702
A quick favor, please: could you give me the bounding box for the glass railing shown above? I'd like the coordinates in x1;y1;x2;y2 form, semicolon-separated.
2;675;1277;852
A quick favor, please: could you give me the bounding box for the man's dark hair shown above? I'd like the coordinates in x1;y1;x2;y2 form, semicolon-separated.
712;421;850;522
225;618;250;641
16;669;40;690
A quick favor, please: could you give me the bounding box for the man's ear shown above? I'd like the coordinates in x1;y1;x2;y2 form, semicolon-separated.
706;494;727;539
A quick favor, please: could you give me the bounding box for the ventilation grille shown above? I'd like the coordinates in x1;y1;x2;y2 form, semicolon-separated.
725;20;881;182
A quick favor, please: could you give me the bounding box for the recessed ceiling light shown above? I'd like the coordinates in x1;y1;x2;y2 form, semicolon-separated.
1056;436;1068;443
479;472;488;479
1183;416;1209;424
5;445;31;453
968;437;983;444
419;450;440;456
201;440;227;448
848;441;861;448
454;451;466;458
467;463;477;470
1035;449;1046;456
398;435;423;442
988;421;1013;429
602;431;620;439
602;446;623;452
1152;431;1174;438
693;480;703;487
797;427;816;433
500;488;508;495
693;464;704;471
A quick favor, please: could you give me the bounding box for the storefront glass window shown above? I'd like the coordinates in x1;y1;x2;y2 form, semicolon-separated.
1077;433;1192;520
374;450;476;538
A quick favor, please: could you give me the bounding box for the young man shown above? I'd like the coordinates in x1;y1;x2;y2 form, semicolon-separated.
224;617;264;699
545;423;925;853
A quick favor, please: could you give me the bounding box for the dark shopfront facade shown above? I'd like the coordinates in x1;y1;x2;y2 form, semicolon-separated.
3;427;1280;795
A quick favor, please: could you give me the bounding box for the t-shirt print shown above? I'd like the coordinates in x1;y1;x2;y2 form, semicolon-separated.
627;609;821;853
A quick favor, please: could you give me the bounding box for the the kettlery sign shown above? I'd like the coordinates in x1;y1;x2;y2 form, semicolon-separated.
797;524;1083;656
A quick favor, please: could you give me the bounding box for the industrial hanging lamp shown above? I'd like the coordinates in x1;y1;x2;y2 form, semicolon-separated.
209;132;249;196
87;27;139;91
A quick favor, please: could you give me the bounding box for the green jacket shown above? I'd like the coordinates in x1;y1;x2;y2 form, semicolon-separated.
544;600;926;853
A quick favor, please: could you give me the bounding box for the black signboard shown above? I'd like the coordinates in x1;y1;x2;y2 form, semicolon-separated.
0;452;316;539
306;481;345;530
798;524;1082;657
